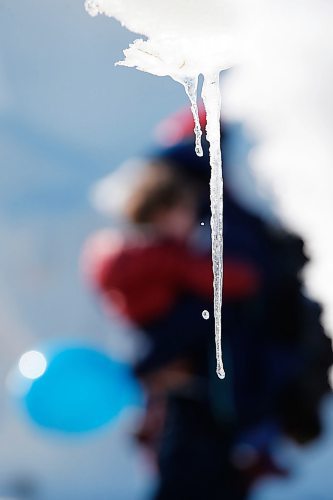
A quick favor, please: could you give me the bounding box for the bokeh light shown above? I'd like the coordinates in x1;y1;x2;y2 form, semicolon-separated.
18;351;47;380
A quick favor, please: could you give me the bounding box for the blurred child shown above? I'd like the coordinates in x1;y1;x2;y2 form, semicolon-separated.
82;118;332;500
83;159;259;331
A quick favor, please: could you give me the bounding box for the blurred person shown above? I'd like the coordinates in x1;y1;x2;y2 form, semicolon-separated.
82;111;332;500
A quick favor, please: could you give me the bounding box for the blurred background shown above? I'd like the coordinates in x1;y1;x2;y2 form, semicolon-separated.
0;0;188;498
1;1;333;500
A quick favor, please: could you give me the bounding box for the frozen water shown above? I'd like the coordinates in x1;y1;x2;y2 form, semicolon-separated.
85;0;234;378
181;76;203;157
202;310;210;320
86;0;333;380
202;72;225;379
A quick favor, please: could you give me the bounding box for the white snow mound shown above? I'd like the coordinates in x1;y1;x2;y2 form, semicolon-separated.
85;0;237;77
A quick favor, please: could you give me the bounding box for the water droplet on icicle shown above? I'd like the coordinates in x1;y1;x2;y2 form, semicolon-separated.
202;71;225;380
202;310;210;320
182;76;203;157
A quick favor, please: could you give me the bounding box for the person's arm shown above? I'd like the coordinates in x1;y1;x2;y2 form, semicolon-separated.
82;233;261;326
176;246;262;299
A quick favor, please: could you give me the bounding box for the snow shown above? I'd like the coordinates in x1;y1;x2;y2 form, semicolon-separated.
85;0;333;374
85;0;235;76
222;0;333;338
84;0;235;378
201;73;225;379
181;76;203;157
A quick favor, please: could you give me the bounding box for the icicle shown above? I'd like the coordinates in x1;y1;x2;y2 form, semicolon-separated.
181;76;203;157
201;71;225;379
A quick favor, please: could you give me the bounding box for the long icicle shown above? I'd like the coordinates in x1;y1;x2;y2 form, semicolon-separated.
202;71;225;379
182;76;203;157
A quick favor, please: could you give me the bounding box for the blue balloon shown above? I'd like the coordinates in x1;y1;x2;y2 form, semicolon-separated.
13;344;142;433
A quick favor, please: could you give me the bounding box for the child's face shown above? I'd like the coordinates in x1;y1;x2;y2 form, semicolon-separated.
152;199;197;241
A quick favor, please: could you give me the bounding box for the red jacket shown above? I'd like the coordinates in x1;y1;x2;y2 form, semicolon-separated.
82;230;261;326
